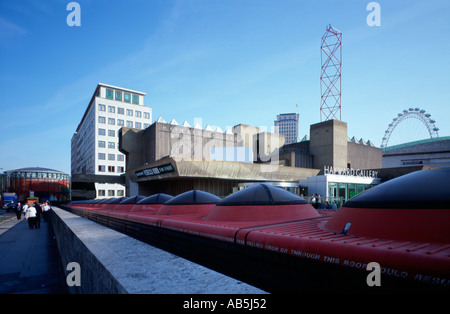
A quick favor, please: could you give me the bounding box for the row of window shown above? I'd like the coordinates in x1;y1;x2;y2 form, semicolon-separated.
98;128;116;137
98;141;116;149
98;104;150;119
98;165;125;173
98;189;125;197
98;153;125;161
98;116;150;129
105;88;140;105
9;172;69;180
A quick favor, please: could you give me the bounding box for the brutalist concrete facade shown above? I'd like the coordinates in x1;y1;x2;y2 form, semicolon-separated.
281;120;382;174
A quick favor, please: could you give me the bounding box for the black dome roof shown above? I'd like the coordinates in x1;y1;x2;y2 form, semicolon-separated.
165;190;221;205
344;169;450;209
98;198;114;204
119;195;146;204
217;184;307;206
106;197;127;204
137;193;173;204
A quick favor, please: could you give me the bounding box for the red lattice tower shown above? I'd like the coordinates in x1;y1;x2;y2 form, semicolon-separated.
320;25;342;121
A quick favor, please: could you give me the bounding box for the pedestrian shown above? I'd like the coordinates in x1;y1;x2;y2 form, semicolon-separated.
42;202;51;222
26;204;37;229
34;202;42;229
23;203;29;219
15;202;22;220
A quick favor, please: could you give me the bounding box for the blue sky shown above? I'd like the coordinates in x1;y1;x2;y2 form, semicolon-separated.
1;0;449;175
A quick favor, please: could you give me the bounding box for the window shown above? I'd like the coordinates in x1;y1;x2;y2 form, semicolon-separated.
338;183;347;202
135;122;141;129
108;118;115;125
98;141;105;148
108;166;115;173
135;111;142;118
117;166;125;173
98;165;105;172
108;130;115;137
118;107;124;115
117;190;124;196
117;154;124;161
132;94;139;104
98;153;105;160
348;184;357;199
98;190;106;197
126;121;133;127
117;119;124;126
108;142;115;149
106;89;113;100
108;106;115;113
98;116;106;124
126;109;133;116
108;190;115;196
98;128;105;136
98;104;106;111
115;91;122;101
144;112;150;119
108;154;115;161
124;93;131;103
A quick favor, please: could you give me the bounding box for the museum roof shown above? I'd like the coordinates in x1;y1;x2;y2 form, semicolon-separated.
382;136;450;152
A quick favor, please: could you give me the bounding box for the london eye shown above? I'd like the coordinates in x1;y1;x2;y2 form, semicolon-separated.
381;108;440;148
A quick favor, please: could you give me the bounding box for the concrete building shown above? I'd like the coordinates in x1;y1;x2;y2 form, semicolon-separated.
1;167;70;203
274;113;299;144
382;136;450;168
281;120;382;173
118;120;299;197
71;83;151;199
117;118;383;202
282;120;383;205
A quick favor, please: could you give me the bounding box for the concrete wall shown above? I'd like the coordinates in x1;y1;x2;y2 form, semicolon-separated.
51;207;265;294
140;122;240;163
309;120;348;173
119;127;144;170
347;142;382;170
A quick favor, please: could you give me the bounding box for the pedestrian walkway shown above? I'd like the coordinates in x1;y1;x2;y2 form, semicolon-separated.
0;211;68;294
0;211;20;236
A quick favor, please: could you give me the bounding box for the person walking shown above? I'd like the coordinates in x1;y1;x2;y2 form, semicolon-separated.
42;202;51;222
26;204;37;229
15;202;22;220
34;202;42;229
22;203;29;219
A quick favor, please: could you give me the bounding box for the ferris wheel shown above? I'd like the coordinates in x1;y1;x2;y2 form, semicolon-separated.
381;108;440;148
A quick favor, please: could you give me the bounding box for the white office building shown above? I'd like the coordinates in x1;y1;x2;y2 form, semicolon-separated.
71;83;151;198
274;113;299;145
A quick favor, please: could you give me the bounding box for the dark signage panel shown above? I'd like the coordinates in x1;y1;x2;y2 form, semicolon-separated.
135;163;175;178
